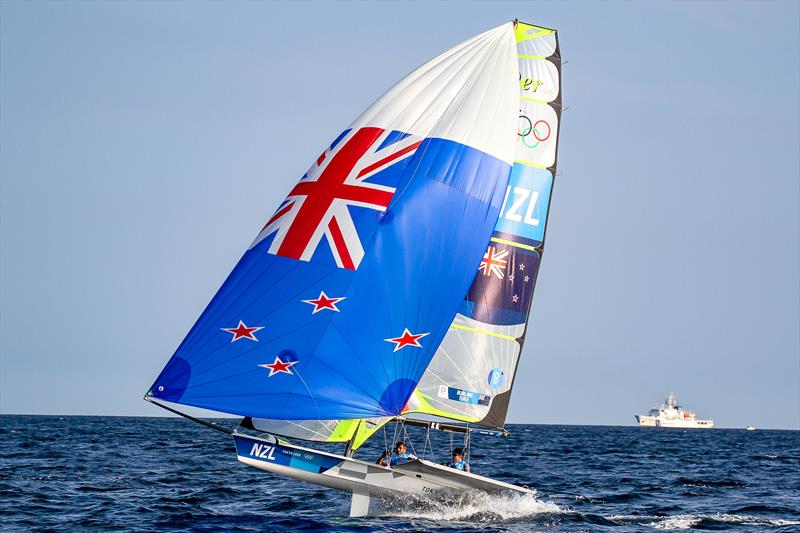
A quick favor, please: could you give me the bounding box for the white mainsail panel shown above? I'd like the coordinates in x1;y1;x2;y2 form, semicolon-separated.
404;315;523;422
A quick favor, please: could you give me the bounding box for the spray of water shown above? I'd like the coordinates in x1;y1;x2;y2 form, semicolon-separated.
378;490;564;522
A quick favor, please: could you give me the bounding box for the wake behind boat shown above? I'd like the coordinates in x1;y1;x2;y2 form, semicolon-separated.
145;19;561;516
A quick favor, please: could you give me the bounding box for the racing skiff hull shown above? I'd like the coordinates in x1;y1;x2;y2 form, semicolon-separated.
233;432;531;516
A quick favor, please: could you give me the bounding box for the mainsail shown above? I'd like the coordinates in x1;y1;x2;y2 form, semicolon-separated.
403;21;562;429
147;23;520;422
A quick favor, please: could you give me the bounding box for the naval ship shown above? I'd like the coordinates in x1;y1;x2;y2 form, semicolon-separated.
635;393;714;428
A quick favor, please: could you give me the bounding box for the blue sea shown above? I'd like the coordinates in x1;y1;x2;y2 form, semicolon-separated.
1;416;798;531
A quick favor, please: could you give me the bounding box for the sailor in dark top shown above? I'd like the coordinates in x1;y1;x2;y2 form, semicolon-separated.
389;442;417;466
446;447;470;472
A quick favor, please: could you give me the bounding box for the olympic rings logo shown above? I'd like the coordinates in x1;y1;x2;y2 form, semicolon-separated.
517;114;551;149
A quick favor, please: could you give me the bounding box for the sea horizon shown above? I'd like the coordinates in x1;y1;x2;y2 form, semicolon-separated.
1;413;797;432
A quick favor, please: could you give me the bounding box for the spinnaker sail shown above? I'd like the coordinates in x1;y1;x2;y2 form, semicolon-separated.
147;23;520;422
403;21;562;429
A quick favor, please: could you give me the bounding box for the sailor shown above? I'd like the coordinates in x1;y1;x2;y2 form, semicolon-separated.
446;447;470;472
389;441;417;466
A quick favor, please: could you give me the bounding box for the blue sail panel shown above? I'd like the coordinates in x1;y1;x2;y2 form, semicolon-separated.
150;133;510;420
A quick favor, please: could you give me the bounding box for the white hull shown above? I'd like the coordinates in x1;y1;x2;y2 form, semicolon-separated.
233;432;531;516
635;415;714;428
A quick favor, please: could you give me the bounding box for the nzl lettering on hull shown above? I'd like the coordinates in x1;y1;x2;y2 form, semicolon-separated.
249;442;277;461
233;434;340;474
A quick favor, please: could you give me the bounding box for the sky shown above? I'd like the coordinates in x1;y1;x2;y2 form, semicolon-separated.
1;1;798;429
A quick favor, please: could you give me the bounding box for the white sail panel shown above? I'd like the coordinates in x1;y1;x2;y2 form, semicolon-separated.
518;58;560;104
351;22;518;165
404;315;523;422
515;25;558;57
247;417;390;447
517;100;559;168
249;418;350;441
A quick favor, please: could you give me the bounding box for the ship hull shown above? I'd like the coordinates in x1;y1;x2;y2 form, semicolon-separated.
635;415;714;428
233;432;531;516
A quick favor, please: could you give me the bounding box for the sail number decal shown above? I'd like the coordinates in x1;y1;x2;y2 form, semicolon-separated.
495;166;553;245
501;186;540;226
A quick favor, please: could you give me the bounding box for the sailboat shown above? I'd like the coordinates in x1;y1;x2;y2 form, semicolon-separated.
146;19;562;517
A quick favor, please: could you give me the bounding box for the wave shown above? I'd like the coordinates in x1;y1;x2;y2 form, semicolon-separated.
675;476;747;488
730;504;800;515
609;513;800;530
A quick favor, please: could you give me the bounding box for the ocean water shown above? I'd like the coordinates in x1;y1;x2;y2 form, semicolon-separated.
1;416;798;532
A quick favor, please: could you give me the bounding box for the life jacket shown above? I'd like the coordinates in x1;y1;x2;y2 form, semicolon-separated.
447;460;468;471
390;452;414;466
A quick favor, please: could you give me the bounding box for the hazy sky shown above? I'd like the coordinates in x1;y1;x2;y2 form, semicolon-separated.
1;1;798;429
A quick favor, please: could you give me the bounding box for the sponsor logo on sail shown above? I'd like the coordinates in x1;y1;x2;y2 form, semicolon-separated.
488;368;505;388
519;75;544;93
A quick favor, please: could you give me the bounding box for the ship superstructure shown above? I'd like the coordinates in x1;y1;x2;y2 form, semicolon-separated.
635;393;714;428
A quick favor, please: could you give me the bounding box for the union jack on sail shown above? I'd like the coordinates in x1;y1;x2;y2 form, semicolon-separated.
252;128;422;270
478;245;509;279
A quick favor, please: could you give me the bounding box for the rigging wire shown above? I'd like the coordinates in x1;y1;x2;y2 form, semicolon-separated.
422;424;435;463
449;431;454;461
463;424;471;465
401;422;417;457
390;418;402;462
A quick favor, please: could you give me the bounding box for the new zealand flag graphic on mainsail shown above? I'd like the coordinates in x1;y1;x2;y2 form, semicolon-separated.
459;232;542;326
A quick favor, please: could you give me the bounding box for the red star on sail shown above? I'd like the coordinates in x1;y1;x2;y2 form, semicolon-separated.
302;291;346;314
259;356;298;377
384;328;430;352
221;320;264;342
